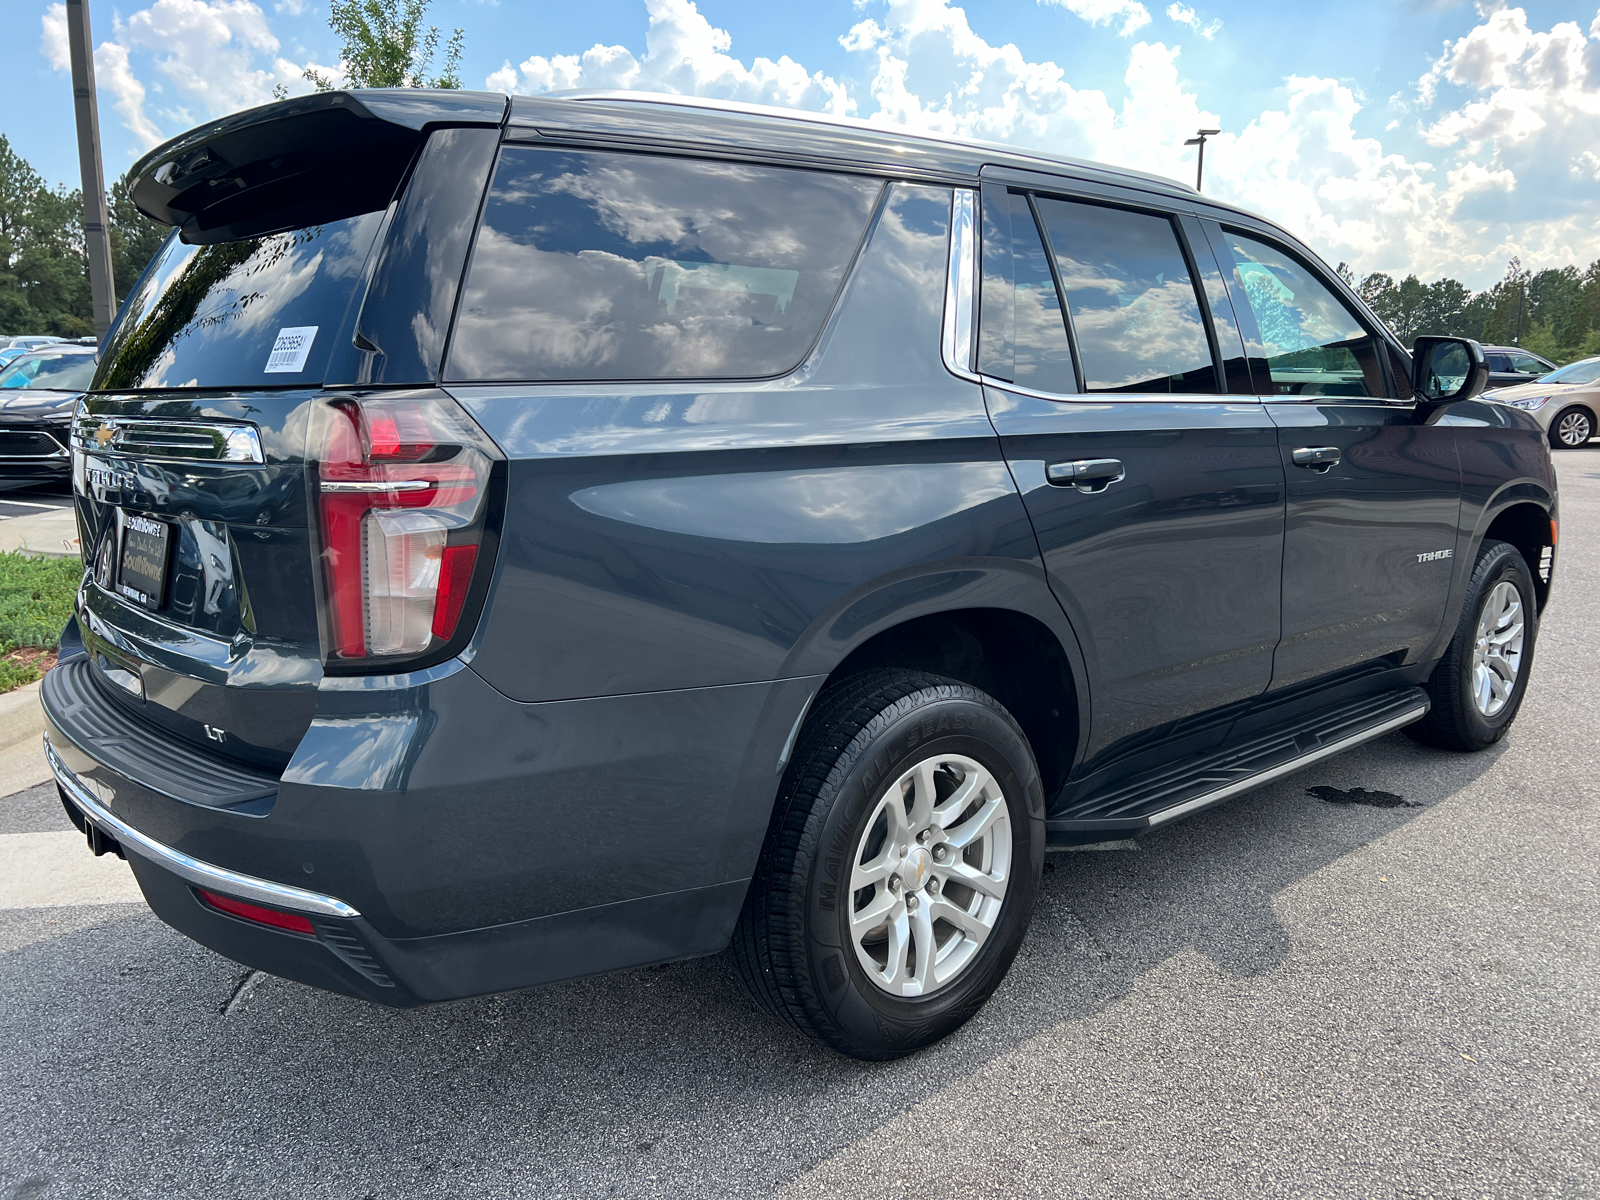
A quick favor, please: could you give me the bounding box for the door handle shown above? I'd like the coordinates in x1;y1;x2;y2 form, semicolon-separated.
1291;446;1341;472
1046;458;1125;493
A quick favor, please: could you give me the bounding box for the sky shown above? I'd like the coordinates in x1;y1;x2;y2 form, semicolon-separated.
7;0;1599;289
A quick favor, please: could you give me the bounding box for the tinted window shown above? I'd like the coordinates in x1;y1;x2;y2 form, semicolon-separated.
95;213;384;391
0;352;97;391
1485;354;1512;372
446;149;882;382
1222;232;1383;398
1034;198;1216;394
1010;196;1077;393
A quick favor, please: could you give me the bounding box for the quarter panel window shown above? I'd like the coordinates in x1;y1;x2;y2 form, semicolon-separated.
1221;232;1384;399
445;148;882;382
1033;198;1217;394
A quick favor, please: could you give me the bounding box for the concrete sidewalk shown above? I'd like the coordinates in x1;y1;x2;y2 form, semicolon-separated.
0;682;49;798
0;507;77;558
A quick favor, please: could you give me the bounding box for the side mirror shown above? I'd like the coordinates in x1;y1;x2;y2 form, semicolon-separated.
1411;336;1489;404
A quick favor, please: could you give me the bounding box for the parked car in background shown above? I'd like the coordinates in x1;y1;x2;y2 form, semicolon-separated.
0;335;65;352
1485;356;1600;449
1481;344;1557;388
44;90;1556;1061
0;344;95;488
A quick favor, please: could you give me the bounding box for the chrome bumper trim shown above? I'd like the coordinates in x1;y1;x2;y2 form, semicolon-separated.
45;734;361;919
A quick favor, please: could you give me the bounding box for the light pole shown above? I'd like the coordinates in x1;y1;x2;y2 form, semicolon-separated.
1184;128;1221;192
65;0;116;342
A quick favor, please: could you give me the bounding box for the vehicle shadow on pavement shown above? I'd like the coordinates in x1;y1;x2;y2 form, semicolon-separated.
0;730;1504;1200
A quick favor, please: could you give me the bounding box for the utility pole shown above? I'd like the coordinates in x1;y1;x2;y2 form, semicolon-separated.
1184;128;1221;191
1513;277;1526;346
65;0;116;342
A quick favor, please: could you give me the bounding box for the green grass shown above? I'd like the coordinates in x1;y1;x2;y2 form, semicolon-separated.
0;550;81;693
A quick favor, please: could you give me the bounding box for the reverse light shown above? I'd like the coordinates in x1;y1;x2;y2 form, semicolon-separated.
313;392;501;665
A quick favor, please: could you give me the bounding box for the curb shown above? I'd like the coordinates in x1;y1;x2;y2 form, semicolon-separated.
0;681;45;754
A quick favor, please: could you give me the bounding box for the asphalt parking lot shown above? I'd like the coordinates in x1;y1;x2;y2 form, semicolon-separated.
1;456;1595;1200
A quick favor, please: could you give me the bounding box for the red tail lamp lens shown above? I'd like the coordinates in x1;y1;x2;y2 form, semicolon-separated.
199;889;316;935
313;394;499;664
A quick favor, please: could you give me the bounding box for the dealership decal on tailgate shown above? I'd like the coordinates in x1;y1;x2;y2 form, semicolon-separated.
118;514;172;610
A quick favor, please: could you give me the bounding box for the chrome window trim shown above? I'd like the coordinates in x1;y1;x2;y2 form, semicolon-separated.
942;189;981;383
46;735;362;919
72;416;264;465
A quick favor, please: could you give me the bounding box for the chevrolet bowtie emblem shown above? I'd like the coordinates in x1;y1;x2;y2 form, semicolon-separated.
93;423;116;448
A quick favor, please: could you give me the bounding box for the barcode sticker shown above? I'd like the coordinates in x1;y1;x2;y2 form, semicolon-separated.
264;326;318;374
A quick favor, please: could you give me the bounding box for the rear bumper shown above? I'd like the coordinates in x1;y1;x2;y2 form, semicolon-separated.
50;731;755;1005
42;651;818;1005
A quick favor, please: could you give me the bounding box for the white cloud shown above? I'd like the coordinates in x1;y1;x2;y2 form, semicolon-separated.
490;0;852;115
34;0;1600;286
1041;0;1152;37
42;0;325;152
1166;3;1220;39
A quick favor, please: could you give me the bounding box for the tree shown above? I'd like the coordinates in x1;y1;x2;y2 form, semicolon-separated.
0;135;91;337
305;0;464;90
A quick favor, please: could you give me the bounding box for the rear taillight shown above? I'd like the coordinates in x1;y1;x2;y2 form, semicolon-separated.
312;391;502;667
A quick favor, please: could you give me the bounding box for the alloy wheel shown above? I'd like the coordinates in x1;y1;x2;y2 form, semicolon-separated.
1471;580;1525;717
847;753;1011;998
1557;410;1593;447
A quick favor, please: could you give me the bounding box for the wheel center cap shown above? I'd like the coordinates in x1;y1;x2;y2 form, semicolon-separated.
903;846;933;892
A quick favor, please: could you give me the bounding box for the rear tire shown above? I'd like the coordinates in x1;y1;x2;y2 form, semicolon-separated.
1550;406;1594;449
733;669;1045;1060
1407;540;1537;752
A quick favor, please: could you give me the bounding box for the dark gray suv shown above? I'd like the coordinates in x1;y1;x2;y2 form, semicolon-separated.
44;89;1557;1060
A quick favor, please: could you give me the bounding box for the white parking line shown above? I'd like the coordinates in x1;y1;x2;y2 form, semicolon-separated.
0;831;145;908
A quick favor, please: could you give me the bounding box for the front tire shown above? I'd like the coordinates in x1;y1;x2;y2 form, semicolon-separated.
733;669;1045;1060
1550;406;1594;449
1407;540;1537;752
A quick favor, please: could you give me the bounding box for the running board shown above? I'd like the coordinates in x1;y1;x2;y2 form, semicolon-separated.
1046;687;1429;846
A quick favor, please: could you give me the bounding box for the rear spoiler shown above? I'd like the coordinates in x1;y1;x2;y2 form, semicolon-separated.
126;89;508;245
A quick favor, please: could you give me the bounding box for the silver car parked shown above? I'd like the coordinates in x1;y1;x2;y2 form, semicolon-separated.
1485;356;1600;449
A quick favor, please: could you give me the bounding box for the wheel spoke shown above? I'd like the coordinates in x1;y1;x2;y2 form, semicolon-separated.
932;769;985;824
941;858;1007;900
850;886;899;935
906;761;939;831
908;902;937;992
943;795;1005;851
881;908;912;988
929;897;991;941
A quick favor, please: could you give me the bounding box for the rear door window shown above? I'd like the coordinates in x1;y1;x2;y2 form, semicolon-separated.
1033;198;1218;394
95;212;385;391
445;149;882;382
1220;232;1385;398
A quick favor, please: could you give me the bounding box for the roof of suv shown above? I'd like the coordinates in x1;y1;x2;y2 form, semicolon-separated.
526;90;1200;200
127;87;1251;238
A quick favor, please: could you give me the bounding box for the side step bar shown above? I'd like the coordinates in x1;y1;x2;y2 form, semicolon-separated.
1046;687;1429;846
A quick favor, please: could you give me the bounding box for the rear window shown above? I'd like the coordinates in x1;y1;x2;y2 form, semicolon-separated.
94;212;385;391
0;352;97;391
445;148;882;382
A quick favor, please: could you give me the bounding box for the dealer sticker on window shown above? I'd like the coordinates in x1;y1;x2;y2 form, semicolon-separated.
264;326;318;374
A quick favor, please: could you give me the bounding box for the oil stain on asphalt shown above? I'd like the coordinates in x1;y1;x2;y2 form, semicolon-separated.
1306;785;1422;809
